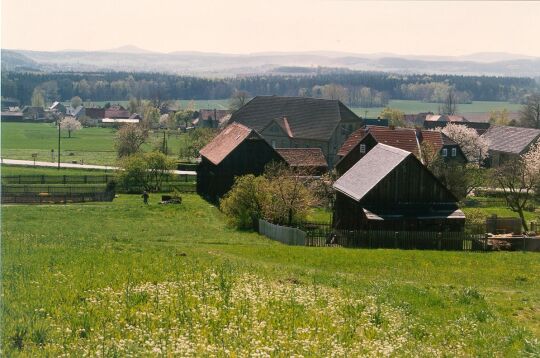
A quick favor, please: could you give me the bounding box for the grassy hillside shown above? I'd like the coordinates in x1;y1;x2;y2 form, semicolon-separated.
2;194;539;356
1;123;186;166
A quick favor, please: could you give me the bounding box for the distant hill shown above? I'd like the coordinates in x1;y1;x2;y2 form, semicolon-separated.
1;50;41;71
2;48;540;77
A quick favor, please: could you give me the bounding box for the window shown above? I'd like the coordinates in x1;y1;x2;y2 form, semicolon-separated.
271;140;276;148
451;148;457;157
442;148;448;157
359;144;366;154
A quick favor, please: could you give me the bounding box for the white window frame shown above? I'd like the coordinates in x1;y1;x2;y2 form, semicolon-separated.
451;147;457;157
271;140;276;148
442;148;448;157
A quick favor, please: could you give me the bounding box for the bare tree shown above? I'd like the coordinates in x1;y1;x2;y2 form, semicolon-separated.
519;93;540;129
228;90;250;111
492;143;540;231
264;162;316;226
60;117;82;138
439;88;458;115
115;124;148;157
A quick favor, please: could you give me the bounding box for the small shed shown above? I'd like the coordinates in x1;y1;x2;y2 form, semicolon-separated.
197;123;284;201
275;148;328;175
333;143;464;232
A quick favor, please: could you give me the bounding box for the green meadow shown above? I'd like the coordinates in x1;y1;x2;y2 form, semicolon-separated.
2;194;539;356
1;123;186;166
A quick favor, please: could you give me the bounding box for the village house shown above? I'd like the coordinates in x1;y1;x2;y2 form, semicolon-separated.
193;109;232;129
333;143;464;232
197;123;284;201
227;96;364;167
49;101;67;115
336;126;466;175
66;105;85;119
275;148;328;175
21;106;47;121
481;125;540;167
105;105;130;119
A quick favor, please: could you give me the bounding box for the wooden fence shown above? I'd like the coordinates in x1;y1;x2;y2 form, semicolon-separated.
258;221;498;251
2;174;195;185
2;190;115;204
258;220;306;246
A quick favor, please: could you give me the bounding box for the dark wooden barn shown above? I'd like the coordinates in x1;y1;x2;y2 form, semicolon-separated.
333;143;464;232
197;123;284;201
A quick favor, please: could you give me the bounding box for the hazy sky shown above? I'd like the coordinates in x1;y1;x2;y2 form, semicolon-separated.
2;0;540;56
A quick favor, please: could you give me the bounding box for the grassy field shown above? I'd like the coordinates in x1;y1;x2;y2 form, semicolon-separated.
1;165;114;176
63;98;519;118
2;194;539;356
350;100;522;118
1;123;187;166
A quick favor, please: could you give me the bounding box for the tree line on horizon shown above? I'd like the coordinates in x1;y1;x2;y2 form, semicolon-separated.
2;70;537;107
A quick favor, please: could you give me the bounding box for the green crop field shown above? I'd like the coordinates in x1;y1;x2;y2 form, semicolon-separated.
350;100;522;118
2;194;539;356
1;123;187;166
61;98;520;118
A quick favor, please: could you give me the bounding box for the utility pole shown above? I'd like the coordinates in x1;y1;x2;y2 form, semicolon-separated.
58;115;62;170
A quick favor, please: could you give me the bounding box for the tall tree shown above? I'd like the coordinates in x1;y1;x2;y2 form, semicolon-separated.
31;88;45;107
439;88;458;115
519;94;540;129
228;90;250;110
70;96;83;108
379;107;406;127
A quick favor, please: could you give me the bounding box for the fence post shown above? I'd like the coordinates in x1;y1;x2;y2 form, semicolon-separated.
84;175;88;184
437;232;442;250
394;231;399;249
41;175;45;184
63;175;66;184
484;233;488;251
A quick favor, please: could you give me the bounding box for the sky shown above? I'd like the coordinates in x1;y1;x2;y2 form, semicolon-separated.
2;0;540;56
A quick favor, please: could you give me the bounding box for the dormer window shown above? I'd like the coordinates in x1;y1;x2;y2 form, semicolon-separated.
451;148;457;157
359;144;366;154
442;148;448;157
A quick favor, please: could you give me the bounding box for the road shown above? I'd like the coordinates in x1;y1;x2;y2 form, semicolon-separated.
1;158;197;175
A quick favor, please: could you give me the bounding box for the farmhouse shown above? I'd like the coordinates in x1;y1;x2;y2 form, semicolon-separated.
336;126;467;175
228;96;363;167
197;123;284;201
275;148;328;175
49;101;67;114
333;143;464;232
481;125;540;167
193;109;232;128
105;106;130;119
66;105;85;118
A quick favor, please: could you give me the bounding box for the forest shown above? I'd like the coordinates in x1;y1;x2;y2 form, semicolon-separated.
2;70;537;107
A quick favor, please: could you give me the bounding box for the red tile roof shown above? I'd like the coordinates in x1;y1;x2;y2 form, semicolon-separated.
419;130;444;151
275;148;328;169
199;123;254;165
338;126;420;157
105;108;130;119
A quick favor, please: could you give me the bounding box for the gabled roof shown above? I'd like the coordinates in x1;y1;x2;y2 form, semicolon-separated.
333;144;411;202
200;123;258;165
229;96;361;141
275;148;328;169
262;117;294;138
85;107;105;119
105;108;130;119
425;114;467;122
338;126;420;157
481;125;540;155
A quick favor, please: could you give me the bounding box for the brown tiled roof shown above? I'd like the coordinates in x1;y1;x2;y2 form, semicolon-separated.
419;130;444;151
199;109;231;121
338;126;420;157
85;108;105;119
199;123;255;165
105;108;130;119
275;148;328;169
229;96;362;141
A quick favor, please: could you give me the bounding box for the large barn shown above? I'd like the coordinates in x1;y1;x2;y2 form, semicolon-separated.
197;123;284;201
333;143;464;232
